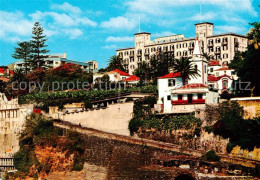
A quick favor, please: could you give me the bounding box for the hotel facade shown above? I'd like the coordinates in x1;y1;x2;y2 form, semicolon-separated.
116;22;248;75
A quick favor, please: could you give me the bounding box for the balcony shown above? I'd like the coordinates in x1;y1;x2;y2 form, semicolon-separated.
172;99;205;105
144;52;150;56
137;53;142;57
207;44;214;48
234;41;239;47
129;54;134;57
188;46;194;50
221;41;228;46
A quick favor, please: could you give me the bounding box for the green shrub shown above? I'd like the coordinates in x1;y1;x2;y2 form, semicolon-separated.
226;142;236;153
202;149;220;162
125;97;133;102
129;118;143;135
204;126;213;133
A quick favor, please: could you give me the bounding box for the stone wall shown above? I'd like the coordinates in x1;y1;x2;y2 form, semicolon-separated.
56;102;134;136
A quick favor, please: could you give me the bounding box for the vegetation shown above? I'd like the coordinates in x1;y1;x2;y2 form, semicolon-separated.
30;22;50;70
13;114;86;177
12;41;33;74
132;51;174;84
106;55;125;71
201;150;220;162
128;96;201;136
172;57;200;85
229;22;260;96
205;101;260;151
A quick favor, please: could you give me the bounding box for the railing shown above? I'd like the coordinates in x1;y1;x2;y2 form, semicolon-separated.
0;158;15;172
234;41;239;47
207;43;214;47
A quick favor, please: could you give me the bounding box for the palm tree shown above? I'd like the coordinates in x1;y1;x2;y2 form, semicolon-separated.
106;55;125;71
133;61;150;83
10;69;27;83
173;57;200;85
248;22;260;49
202;52;213;61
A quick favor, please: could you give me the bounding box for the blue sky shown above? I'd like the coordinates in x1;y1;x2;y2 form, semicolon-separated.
0;0;259;68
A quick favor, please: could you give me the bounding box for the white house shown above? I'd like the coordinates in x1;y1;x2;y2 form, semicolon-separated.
122;75;140;84
157;38;219;114
93;69;130;83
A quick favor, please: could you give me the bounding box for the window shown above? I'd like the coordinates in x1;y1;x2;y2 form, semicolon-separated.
223;80;228;88
231;71;236;75
168;79;176;87
204;65;207;73
210;68;213;73
198;93;203;99
178;94;183;100
194;65;198;71
167;95;171;101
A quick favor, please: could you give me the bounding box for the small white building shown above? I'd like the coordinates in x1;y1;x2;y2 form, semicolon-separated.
93;69;130;83
157;38;219;114
122;75;140;84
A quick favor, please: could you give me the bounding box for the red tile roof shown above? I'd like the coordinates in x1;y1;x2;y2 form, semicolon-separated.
215;67;231;71
123;75;140;82
0;77;9;82
158;72;181;79
208;74;233;82
208;75;220;82
0;68;14;75
112;69;130;76
177;83;208;89
208;60;220;66
218;74;233;80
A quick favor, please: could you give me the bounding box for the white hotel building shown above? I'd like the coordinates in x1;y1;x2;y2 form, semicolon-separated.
116;22;248;75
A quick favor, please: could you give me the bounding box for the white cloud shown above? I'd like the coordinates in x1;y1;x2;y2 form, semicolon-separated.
29;11;97;27
191;12;217;21
126;0;257;16
214;25;247;34
0;2;97;42
101;16;137;30
152;31;176;38
106;36;133;42
63;29;83;39
102;45;118;49
0;11;34;42
51;2;81;14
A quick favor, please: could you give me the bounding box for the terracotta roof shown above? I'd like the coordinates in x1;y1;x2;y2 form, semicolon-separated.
177;83;208;89
0;77;9;82
111;69;130;76
208;74;233;82
0;68;14;74
215;67;231;71
208;60;220;66
218;74;233;80
158;72;181;79
123;75;140;82
208;75;220;82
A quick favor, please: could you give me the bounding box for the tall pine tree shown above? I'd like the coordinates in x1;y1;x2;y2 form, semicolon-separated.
31;22;49;69
12;41;32;74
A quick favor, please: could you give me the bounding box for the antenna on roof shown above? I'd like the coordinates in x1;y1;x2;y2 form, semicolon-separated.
139;16;141;33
